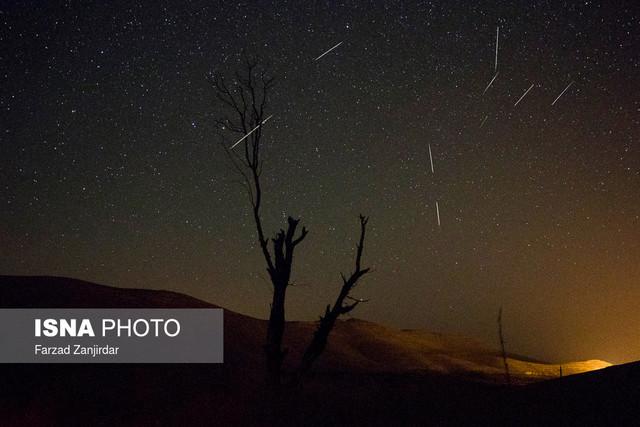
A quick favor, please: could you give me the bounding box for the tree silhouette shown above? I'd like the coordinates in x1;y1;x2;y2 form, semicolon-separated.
497;306;511;385
298;215;370;380
212;58;370;386
212;58;306;385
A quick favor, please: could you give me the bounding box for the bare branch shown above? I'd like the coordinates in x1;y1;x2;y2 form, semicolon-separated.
298;215;371;380
292;226;308;247
346;295;370;303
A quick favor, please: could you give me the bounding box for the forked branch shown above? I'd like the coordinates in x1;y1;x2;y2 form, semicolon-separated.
297;215;371;380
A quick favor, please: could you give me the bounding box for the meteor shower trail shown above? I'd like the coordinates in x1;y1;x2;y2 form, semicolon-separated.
514;83;534;107
230;115;274;149
551;81;575;106
428;144;434;174
435;201;441;227
495;27;499;72
483;72;499;95
314;41;343;61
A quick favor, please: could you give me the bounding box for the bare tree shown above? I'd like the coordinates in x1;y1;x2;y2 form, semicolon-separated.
212;58;308;385
213;58;371;386
497;306;511;385
298;215;370;380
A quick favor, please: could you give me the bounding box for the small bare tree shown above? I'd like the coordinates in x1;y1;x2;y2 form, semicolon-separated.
298;215;370;379
497;306;511;385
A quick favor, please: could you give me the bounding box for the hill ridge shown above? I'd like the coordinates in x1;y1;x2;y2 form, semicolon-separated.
0;275;611;382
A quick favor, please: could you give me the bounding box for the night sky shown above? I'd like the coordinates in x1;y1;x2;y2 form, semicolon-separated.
1;1;638;364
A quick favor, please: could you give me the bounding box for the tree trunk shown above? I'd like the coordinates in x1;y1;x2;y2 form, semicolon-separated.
265;281;287;385
299;306;336;378
498;307;511;385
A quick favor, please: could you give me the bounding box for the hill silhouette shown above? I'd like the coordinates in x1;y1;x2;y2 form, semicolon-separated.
0;275;637;426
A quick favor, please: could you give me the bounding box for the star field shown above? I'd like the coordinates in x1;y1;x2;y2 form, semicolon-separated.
1;1;639;363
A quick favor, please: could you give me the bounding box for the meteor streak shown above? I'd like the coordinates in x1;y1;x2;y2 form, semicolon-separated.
428;144;434;174
483;72;499;95
495;26;499;72
230;115;274;150
514;83;534;107
314;41;343;61
551;81;575;106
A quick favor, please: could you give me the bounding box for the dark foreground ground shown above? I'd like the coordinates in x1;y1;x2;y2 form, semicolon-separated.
3;362;639;426
1;276;639;426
